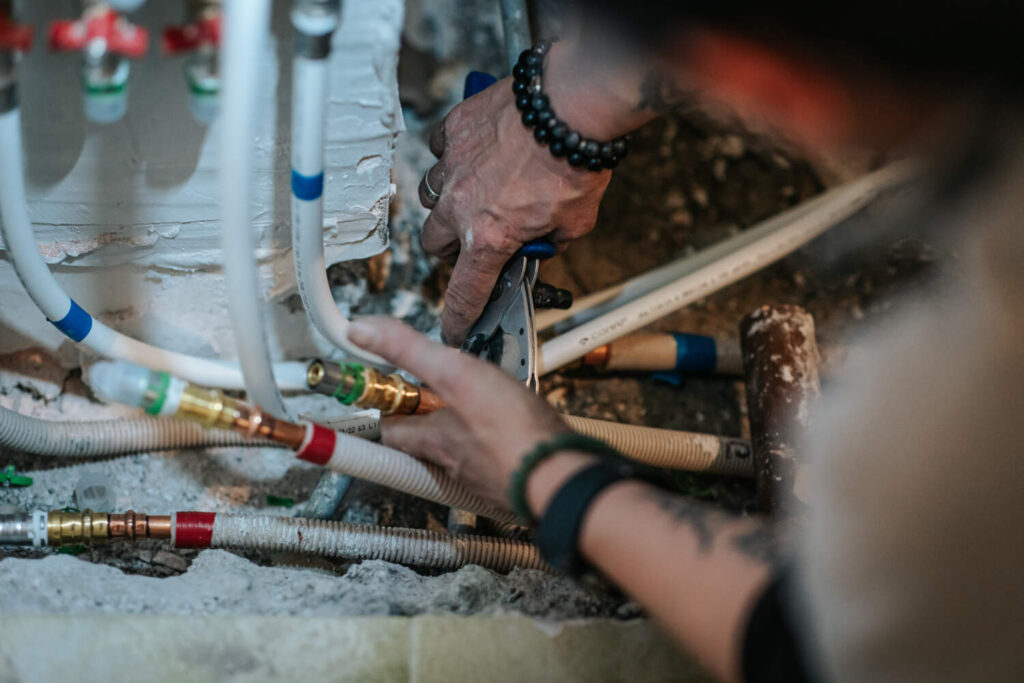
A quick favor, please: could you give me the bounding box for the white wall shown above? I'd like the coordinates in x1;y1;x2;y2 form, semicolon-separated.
0;0;404;363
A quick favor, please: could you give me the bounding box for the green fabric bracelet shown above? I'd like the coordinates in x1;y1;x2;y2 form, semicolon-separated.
508;432;622;525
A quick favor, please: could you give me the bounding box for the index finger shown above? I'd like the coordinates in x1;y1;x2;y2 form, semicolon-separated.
346;316;506;405
440;247;510;346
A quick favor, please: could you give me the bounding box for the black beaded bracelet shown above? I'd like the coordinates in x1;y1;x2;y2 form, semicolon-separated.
512;40;629;172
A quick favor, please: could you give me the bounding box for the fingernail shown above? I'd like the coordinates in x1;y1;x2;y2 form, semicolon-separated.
348;320;380;348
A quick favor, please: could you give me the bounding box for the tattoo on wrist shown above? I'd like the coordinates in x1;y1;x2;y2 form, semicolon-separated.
645;489;777;564
636;71;693;113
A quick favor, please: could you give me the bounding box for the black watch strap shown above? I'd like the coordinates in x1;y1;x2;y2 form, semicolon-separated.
536;460;634;576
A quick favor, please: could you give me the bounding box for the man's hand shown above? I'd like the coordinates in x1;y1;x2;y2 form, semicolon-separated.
419;75;611;345
347;316;574;509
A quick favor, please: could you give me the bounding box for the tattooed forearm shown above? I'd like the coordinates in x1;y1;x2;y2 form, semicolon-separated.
645;489;777;565
731;525;778;564
645;489;723;552
636;71;693;113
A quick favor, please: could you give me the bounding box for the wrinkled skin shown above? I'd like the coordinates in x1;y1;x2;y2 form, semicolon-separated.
417;75;611;345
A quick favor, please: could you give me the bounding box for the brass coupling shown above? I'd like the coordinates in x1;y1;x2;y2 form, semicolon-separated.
175;384;240;430
46;510;172;546
307;359;420;415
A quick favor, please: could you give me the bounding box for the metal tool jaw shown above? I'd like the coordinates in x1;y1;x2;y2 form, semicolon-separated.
462;255;540;391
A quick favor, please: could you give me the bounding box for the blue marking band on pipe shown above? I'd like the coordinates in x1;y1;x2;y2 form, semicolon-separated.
520;240;556;259
291;169;324;201
673;333;717;373
49;299;93;342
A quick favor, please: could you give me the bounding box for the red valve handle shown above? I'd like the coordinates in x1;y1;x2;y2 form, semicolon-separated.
49;8;149;59
162;15;221;55
0;13;34;53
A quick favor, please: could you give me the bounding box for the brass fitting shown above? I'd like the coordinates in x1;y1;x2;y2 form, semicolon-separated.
171;382;305;449
307;360;421;415
175;384;241;430
46;510;172;546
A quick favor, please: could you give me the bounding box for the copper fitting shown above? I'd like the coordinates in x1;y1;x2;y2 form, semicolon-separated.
232;402;306;449
414;387;445;414
582;344;611;368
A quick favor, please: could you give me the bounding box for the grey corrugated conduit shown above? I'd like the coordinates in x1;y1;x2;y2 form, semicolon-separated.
0;404;270;456
563;415;755;478
198;514;547;572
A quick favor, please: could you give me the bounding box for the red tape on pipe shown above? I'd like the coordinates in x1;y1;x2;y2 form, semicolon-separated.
175;511;216;548
296;423;337;466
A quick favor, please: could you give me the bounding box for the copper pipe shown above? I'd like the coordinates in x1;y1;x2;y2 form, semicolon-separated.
583;344;611;368
414;387;445;414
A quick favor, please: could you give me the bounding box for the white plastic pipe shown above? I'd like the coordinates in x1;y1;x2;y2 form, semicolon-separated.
535;196;826;334
289;9;388;367
539;162;917;373
296;422;519;525
537;164;914;335
219;0;290;417
0;109;307;391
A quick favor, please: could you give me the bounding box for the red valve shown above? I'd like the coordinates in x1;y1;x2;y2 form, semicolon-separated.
162;14;221;55
49;8;149;59
0;13;34;53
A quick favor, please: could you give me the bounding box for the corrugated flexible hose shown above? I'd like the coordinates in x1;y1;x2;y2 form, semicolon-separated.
563;415;755;478
202;514;546;572
0;404;269;456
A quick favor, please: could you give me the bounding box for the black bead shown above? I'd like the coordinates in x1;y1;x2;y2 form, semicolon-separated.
549;140;567;157
618;144;629;160
513;80;528;95
537;109;554;126
582;140;600;157
518;49;532;65
521;109;538;127
512;64;527;80
551;122;568;139
534;39;553;56
604;155;620;169
586;156;605;171
529;94;549;112
515;94;531;111
599;143;614;159
523;65;539;79
567;151;586;167
523;52;540;68
533;126;550;144
612;138;627;157
564;132;581;150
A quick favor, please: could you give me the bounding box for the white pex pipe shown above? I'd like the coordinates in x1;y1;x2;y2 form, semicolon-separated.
0;109;307;391
289;6;388;367
539;162;917;373
536;162;915;336
219;0;290;417
171;511;546;572
295;422;520;525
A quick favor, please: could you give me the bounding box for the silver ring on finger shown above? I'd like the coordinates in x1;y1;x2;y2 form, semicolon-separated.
422;167;443;204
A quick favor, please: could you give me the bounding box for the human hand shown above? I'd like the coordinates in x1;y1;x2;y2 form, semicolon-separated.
418;74;611;346
347;316;591;512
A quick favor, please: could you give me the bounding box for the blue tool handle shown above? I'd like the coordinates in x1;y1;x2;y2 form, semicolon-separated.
463;71;555;261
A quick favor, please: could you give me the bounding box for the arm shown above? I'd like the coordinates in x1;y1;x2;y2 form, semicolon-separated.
347;317;773;682
529;453;774;683
421;35;688;344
